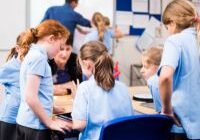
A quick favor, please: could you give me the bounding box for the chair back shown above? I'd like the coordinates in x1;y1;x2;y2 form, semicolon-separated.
99;114;173;140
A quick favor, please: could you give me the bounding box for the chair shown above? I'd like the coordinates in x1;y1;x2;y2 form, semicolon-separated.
99;114;173;140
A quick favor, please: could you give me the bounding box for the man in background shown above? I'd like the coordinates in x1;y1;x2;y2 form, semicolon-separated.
42;0;91;45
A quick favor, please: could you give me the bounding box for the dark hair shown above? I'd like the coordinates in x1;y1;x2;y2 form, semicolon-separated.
65;0;78;4
79;41;115;91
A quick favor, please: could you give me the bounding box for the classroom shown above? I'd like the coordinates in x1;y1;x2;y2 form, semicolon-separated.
0;0;200;140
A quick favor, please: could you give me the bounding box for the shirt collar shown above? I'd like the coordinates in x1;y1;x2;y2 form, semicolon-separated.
31;44;48;59
181;27;196;35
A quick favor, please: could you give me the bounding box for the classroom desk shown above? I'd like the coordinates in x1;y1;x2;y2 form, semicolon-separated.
53;86;156;114
129;86;156;114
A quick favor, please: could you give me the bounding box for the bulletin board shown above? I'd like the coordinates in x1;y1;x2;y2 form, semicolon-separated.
116;0;162;36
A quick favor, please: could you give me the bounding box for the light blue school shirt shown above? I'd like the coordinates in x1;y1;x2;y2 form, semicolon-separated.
158;28;200;139
84;28;114;54
72;76;134;140
147;74;161;113
0;57;21;124
17;44;53;130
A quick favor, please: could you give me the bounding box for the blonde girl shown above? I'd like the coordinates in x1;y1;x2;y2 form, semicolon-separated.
159;0;200;139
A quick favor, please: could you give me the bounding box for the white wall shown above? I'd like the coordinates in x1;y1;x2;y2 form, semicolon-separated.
0;0;27;66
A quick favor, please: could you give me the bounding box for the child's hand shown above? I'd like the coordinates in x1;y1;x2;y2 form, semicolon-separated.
161;110;181;126
71;79;80;99
48;118;72;133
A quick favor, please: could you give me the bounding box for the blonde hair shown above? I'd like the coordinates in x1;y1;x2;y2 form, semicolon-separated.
142;47;163;66
162;0;200;42
19;20;70;58
79;41;114;91
6;31;29;61
92;12;106;42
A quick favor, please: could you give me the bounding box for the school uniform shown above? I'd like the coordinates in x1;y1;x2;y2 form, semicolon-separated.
72;75;134;140
16;44;53;140
147;74;161;113
0;57;21;140
84;28;114;54
158;27;200;139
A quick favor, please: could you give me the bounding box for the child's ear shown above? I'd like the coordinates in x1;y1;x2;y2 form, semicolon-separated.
48;35;56;43
15;45;20;53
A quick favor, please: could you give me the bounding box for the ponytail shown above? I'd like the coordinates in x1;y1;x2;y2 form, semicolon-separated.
94;51;115;91
92;12;106;42
6;47;17;62
80;41;115;91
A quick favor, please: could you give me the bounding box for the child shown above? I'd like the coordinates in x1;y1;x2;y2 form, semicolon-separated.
84;12;123;54
158;0;200;139
71;41;134;140
0;32;28;140
140;47;163;113
16;20;71;140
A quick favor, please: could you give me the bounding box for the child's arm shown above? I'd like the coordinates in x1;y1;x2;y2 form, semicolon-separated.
159;66;173;114
25;74;71;133
159;66;180;125
72;120;86;131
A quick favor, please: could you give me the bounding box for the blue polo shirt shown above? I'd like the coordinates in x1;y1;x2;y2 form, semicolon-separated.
84;28;114;54
147;74;161;113
72;75;134;140
158;28;200;139
17;44;53;130
0;57;21;124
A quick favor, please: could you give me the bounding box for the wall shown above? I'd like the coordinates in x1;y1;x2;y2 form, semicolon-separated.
0;0;27;66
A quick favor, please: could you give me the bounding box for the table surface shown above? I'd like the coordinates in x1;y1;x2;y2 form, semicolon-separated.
54;86;156;114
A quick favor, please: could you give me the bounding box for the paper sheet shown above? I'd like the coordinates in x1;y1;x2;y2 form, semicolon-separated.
132;0;148;13
116;11;133;25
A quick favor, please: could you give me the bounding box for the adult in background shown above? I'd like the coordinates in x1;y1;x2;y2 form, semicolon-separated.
42;0;91;45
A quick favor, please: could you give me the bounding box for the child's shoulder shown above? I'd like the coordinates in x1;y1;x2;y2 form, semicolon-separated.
114;80;129;90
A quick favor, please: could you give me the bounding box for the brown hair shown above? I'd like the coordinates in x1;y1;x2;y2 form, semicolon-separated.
92;12;106;42
162;0;200;39
142;47;163;66
79;41;115;91
6;31;29;61
19;20;70;59
104;16;110;26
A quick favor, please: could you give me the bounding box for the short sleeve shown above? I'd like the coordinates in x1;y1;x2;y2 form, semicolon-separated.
158;37;180;75
72;83;88;120
0;59;19;85
27;57;46;77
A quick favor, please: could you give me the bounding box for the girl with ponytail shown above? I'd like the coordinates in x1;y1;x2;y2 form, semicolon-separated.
16;20;71;140
0;31;29;140
71;41;134;140
158;0;200;139
84;12;122;54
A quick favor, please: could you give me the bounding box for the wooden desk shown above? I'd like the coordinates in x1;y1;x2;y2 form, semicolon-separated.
129;86;156;114
54;86;156;114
